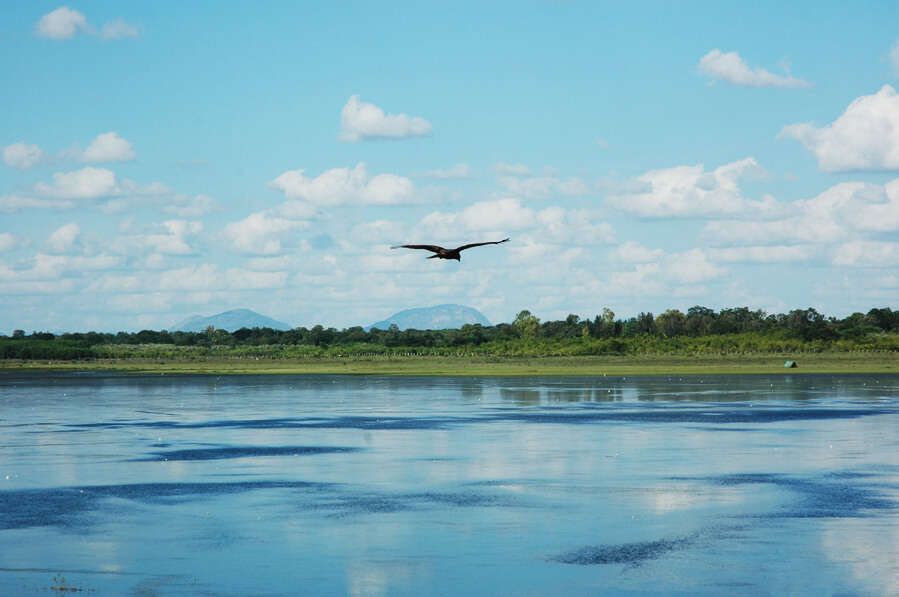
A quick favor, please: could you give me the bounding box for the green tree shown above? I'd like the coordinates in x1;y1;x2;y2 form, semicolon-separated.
655;309;686;338
513;310;539;339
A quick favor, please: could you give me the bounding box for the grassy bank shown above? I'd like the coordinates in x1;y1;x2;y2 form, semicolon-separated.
2;352;897;375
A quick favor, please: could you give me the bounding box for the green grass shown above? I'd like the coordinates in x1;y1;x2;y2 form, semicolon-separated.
2;352;896;375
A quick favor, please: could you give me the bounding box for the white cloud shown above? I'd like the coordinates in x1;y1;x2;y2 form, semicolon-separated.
534;206;615;244
81;131;135;163
47;223;81;253
709;245;818;263
36;7;139;41
698;49;810;88
608;263;665;297
163;194;217;217
36;6;88;39
100;18;139;40
701;180;899;246
418;198;614;246
420;198;537;235
338;95;432;142
610;241;665;263
493;162;531;176
35;167;118;199
10;253;119;281
667;248;726;284
0;194;73;212
421;163;472;179
497;175;590;199
223;212;309;255
0;233;18;252
780;85;899;172
154;264;287;292
269;162;414;206
351;219;407;244
135;220;203;255
831;241;899;267
3;142;44;170
606;158;777;218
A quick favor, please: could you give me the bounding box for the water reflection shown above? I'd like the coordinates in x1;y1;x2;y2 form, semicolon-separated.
0;372;897;596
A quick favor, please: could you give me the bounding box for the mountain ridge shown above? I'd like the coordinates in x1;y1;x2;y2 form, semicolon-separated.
367;304;491;331
173;309;291;332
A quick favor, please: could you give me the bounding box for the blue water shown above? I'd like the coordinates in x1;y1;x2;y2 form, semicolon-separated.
1;372;897;596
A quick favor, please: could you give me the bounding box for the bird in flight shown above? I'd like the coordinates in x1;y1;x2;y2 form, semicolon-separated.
391;238;510;261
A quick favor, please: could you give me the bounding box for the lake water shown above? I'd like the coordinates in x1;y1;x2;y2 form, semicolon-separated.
1;372;897;596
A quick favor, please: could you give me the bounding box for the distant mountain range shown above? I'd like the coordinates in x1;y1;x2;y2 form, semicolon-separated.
367;304;491;331
173;309;291;332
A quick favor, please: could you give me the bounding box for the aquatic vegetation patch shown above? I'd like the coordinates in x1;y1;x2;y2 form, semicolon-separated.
552;535;693;565
683;472;895;518
139;445;362;462
0;481;333;530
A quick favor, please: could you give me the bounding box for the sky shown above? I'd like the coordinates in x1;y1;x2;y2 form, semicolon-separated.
2;1;899;333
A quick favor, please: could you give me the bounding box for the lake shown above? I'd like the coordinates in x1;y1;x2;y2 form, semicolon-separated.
1;372;897;596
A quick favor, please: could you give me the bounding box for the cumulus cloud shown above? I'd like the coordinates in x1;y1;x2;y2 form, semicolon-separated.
667;248;727;284
154;264;287;292
497;175;590;199
338;95;432;142
29;167;170;210
709;245;818;263
269;162;414;206
606;158;777;218
47;223;81;253
131;220;203;256
610;241;665;263
34;167;118;199
493;162;531;176
780;85;899;172
0;195;73;212
223;212;309;255
81;131;136;163
100;18;139;40
701;180;899;247
163;194;217;217
420;163;473;179
36;6;139;40
36;6;88;39
5;253;118;282
418;198;615;245
698;49;810;88
0;233;18;252
831;241;899;267
3;142;44;170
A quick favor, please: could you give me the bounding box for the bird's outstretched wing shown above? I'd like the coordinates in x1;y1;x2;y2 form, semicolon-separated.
454;238;510;252
390;244;445;253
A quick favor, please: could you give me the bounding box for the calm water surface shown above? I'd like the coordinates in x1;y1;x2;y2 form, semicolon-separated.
0;372;897;596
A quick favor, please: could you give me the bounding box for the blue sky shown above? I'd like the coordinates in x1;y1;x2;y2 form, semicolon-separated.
2;1;899;333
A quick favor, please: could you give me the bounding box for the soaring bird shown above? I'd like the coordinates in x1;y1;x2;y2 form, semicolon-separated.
391;238;510;261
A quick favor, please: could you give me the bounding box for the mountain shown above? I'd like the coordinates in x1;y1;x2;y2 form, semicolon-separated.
173;309;291;332
367;304;491;331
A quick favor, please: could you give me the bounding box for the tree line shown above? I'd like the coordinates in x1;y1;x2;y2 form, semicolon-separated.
2;306;898;360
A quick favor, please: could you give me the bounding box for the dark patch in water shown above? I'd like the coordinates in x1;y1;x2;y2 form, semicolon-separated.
552;536;692;565
679;472;895;518
315;489;520;518
139;445;361;461
61;405;892;434
0;481;331;530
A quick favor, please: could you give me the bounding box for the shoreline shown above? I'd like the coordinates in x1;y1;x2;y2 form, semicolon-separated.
1;353;897;376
